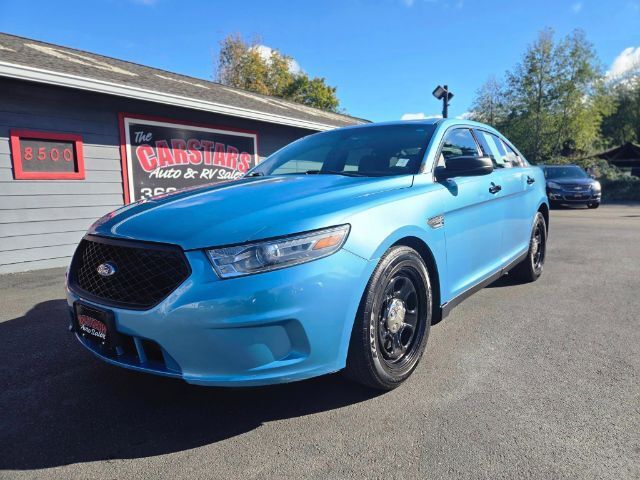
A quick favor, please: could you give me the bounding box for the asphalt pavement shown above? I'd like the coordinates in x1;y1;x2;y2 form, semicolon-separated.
1;204;638;479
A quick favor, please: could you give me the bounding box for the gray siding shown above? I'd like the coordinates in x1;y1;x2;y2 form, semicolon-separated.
0;78;315;274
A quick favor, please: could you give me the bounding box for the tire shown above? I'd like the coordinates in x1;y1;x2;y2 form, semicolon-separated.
344;246;432;390
588;202;600;209
509;211;547;283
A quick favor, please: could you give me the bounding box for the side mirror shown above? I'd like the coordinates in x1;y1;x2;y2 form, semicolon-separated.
589;174;596;179
436;156;494;179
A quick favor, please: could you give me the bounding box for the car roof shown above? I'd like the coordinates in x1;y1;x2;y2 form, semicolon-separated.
328;118;499;132
330;119;441;130
300;118;518;154
539;164;581;168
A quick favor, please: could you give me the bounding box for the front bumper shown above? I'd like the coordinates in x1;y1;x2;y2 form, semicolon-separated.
548;190;600;205
67;248;373;386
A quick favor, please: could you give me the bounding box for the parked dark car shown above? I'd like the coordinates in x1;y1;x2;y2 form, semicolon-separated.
541;165;601;209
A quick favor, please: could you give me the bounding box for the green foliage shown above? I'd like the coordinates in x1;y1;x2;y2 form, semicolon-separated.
470;29;608;163
283;75;339;112
215;34;341;113
600;80;640;145
599;178;640;201
469;76;506;125
470;28;640;201
505;29;559;163
217;35;269;95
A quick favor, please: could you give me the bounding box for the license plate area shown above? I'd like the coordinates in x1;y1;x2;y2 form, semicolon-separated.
73;302;120;350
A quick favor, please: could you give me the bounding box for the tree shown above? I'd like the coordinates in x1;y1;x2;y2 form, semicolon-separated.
505;29;560;163
601;78;640;145
265;49;295;98
469;29;605;163
283;75;340;112
215;34;341;112
217;34;269;95
469;76;506;125
550;30;603;156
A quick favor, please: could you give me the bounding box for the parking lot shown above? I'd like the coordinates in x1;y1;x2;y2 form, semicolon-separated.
1;204;638;480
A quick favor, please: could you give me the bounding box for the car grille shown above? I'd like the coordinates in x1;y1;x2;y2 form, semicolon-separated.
69;235;191;310
562;184;590;191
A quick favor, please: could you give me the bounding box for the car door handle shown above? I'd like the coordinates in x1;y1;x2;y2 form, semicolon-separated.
527;176;535;185
489;183;502;194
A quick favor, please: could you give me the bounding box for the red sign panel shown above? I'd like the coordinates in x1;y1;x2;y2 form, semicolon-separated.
119;113;259;203
10;130;85;180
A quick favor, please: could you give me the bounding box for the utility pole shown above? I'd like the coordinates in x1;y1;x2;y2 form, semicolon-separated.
442;84;449;118
432;85;454;118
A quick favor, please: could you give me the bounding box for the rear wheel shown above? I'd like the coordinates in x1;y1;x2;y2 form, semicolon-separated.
509;211;547;283
344;246;432;390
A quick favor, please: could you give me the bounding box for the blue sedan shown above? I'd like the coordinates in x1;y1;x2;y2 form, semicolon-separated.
66;119;549;390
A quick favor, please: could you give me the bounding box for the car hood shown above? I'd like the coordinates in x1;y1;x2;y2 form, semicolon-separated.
546;177;593;185
90;175;414;250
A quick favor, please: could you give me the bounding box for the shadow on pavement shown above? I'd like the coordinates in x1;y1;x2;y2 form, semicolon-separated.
0;299;381;470
485;275;514;289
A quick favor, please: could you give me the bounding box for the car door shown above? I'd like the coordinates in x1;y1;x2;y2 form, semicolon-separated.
473;129;531;264
434;127;505;299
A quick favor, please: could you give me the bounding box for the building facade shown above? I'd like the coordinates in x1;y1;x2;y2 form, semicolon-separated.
0;33;365;274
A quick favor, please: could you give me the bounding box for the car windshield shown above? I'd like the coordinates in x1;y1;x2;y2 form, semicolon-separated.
544;166;588;179
248;124;436;177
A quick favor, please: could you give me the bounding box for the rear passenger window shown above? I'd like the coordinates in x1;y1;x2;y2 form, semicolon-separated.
438;129;479;167
476;131;508;168
476;131;524;168
503;142;526;167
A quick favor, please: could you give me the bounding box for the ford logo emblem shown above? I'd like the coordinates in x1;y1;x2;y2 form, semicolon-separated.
97;262;117;277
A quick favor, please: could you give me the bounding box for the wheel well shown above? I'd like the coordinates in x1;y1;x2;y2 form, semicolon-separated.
392;236;443;325
538;203;550;234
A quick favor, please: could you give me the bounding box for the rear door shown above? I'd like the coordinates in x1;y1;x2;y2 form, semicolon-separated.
502;138;541;257
435;128;504;299
473;129;531;264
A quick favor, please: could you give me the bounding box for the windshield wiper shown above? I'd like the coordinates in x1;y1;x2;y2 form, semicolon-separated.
245;171;264;177
304;170;365;177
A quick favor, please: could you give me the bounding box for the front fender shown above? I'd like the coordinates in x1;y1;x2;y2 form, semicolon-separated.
341;185;449;307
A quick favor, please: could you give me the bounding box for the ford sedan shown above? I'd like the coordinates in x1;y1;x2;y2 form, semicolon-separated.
67;119;549;390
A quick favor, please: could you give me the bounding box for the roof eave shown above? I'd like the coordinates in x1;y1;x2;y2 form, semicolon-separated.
0;60;352;132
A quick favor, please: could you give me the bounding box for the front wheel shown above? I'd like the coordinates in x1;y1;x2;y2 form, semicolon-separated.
509;211;547;283
588;202;600;209
344;246;432;390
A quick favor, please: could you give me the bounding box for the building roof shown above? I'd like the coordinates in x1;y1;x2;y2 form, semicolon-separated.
0;32;368;131
594;142;640;167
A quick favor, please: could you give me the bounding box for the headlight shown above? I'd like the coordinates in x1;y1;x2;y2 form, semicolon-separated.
547;181;561;189
206;225;350;278
592;181;601;191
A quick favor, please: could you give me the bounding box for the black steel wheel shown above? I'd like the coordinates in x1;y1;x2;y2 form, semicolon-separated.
377;271;422;367
344;246;432;390
509;211;547;283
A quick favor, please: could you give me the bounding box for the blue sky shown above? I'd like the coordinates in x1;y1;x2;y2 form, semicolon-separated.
1;0;639;121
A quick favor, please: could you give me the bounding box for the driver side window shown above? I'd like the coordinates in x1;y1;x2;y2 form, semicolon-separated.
437;128;480;168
